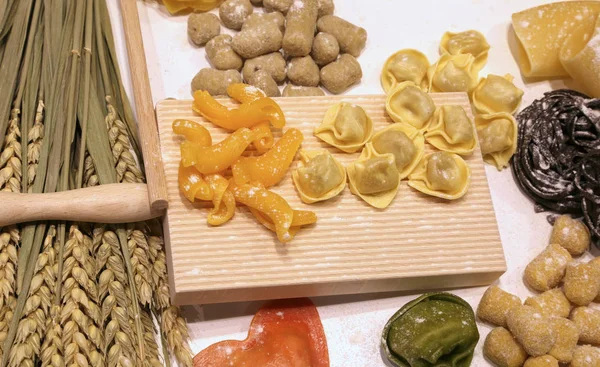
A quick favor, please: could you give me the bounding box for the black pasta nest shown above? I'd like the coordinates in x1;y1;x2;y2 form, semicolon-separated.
511;89;600;241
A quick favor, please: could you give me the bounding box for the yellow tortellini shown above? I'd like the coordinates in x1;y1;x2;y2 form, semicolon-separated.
408;152;471;200
439;30;490;70
475;112;518;171
315;102;374;153
381;49;430;93
385;82;436;131
292;150;346;204
424;105;477;156
347;145;401;209
370;123;424;179
472;74;524;115
427;53;481;93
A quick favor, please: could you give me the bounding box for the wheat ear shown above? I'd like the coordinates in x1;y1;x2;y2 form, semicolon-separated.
60;225;104;366
8;226;56;367
26;101;44;192
126;228;152;307
140;309;162;367
148;236;193;367
0;108;22;362
83;154;98;188
94;228;137;367
105;98;143;184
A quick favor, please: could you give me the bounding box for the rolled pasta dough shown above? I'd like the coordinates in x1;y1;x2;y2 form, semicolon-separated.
560;14;600;98
512;1;600;78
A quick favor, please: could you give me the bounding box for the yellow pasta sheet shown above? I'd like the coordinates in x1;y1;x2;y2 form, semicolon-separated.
512;1;600;97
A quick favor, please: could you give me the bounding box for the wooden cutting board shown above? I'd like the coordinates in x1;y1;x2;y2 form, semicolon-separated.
156;94;506;306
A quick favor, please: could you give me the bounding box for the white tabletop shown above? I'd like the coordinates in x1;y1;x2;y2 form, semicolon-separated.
106;1;599;365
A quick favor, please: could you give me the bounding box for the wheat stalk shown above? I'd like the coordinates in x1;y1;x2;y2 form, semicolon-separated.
40;304;64;367
8;226;56;367
0;107;21;363
26;101;43;192
60;225;103;366
94;228;137;367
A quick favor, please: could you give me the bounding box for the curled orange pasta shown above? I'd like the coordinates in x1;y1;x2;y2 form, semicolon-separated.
178;163;213;202
227;83;266;103
232;128;304;187
250;208;317;240
205;174;236;226
250;122;275;154
193;90;285;131
173;119;212;146
180;128;254;174
231;182;296;243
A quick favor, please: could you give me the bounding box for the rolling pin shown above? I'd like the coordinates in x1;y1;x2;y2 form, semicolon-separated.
0;183;161;227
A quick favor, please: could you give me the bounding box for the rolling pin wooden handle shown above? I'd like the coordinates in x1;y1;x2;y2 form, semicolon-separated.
0;183;163;227
119;0;169;211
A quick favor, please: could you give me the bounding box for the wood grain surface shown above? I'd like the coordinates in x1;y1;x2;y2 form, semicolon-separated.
156;94;506;305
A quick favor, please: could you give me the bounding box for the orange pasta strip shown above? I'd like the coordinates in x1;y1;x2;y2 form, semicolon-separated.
180;128;254;174
231;182;295;243
227;83;267;103
250;122;274;154
250;208;317;240
232;128;304;187
162;0;223;14
193;90;285;130
172;119;212;146
178;163;213;202
205;174;236;226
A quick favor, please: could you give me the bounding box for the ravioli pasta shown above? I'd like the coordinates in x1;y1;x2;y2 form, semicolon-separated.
381;49;430;93
385;81;436;130
427;53;481;93
370;123;424;179
472;74;524;114
347;145;401;209
425;105;477;156
439;30;490;70
314;102;374;153
408;152;471;200
292;150;346;204
475;112;518;170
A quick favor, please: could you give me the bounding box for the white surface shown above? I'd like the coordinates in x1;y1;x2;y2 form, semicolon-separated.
106;1;600;365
